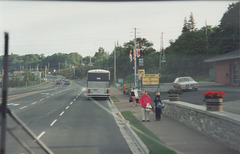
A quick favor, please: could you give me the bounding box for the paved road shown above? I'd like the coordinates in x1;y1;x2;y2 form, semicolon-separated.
4;80;132;154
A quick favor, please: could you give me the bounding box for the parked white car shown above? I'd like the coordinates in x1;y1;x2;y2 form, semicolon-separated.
173;77;198;91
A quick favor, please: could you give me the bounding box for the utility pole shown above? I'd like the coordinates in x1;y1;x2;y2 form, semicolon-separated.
45;65;47;81
134;27;137;87
159;32;164;69
205;20;208;51
114;42;117;83
48;63;50;72
58;62;60;71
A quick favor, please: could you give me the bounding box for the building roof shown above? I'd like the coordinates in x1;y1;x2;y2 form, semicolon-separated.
204;49;240;63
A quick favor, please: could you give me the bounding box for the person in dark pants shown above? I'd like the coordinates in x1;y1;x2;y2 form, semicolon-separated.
154;91;162;121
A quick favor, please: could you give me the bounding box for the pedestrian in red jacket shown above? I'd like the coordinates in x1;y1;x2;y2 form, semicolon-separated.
123;84;126;94
139;91;152;122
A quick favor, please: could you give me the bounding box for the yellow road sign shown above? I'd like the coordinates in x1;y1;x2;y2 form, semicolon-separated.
138;69;145;80
142;74;159;85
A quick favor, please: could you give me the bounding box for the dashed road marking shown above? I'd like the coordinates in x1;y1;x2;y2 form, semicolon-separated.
31;102;37;105
66;106;69;110
37;131;45;139
40;98;44;101
59;111;64;116
70;102;73;105
20;106;27;110
50;119;57;127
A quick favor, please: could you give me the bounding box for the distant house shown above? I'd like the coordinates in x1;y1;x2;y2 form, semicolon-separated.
204;49;240;85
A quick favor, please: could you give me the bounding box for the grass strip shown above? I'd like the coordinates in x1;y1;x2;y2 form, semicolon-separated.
122;111;176;154
110;96;120;102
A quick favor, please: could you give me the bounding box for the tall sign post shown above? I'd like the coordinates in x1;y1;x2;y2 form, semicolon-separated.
134;28;137;87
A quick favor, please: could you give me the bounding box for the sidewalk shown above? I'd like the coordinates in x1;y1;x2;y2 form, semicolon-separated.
111;87;239;154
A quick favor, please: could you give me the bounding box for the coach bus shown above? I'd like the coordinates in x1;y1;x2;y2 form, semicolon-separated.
87;69;110;98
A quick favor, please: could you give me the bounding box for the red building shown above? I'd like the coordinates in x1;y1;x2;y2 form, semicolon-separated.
205;49;240;86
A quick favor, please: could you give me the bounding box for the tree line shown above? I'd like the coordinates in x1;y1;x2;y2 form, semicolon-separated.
1;2;239;85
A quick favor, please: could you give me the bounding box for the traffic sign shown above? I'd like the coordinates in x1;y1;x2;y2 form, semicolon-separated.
142;74;159;85
138;69;145;80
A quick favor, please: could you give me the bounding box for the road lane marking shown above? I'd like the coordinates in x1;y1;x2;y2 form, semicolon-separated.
40;98;44;101
37;131;45;139
70;102;73;105
41;93;49;95
8;103;20;106
31;102;37;105
59;111;64;116
73;98;76;101
66;106;69;110
50;119;57;127
20;106;27;110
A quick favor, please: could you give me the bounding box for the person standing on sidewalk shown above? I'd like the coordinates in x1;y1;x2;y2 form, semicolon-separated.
139;91;152;122
154;91;162;121
123;84;126;94
131;87;139;107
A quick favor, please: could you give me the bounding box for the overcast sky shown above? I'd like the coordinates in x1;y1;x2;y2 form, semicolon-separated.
0;1;237;57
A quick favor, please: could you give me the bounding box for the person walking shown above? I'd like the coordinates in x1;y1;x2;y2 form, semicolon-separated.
154;91;162;121
123;84;126;94
139;91;152;122
131;87;139;107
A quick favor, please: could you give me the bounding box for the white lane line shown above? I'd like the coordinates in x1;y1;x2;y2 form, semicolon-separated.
59;111;64;116
70;102;73;105
31;102;37;105
46;96;50;99
66;106;69;110
50;119;57;127
8;103;20;106
73;98;76;101
37;131;45;139
20;106;27;110
40;98;44;101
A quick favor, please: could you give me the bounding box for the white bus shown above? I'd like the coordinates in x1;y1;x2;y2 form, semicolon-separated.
87;69;110;98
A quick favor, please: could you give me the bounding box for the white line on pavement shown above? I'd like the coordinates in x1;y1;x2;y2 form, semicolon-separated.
40;98;44;101
66;106;69;110
73;99;76;101
59;111;64;116
50;119;57;127
70;102;73;105
20;106;27;110
31;102;37;105
37;131;45;139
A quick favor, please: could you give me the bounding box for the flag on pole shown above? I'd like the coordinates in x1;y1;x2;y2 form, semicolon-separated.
129;50;132;62
137;44;140;57
133;49;135;60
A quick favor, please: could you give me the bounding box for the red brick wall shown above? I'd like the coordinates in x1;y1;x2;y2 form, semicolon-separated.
215;61;230;85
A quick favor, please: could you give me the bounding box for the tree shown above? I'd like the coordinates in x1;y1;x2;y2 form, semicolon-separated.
182;17;190;33
93;47;109;63
219;2;239;30
188;12;196;31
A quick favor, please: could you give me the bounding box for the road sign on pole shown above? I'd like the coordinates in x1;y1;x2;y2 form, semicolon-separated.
138;69;145;80
142;74;159;85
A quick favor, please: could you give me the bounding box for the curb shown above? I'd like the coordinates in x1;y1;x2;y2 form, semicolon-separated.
109;97;149;154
